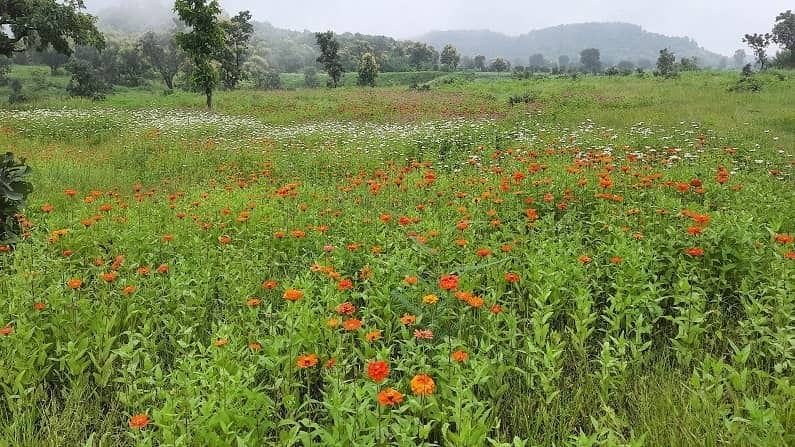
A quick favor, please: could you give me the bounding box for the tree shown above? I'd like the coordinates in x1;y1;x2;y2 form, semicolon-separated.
528;53;546;72
558;55;570;70
616;60;635;74
772;10;795;53
733;49;747;68
743;33;771;70
37;49;69;75
219;10;253;89
474;55;486;71
0;0;104;57
174;0;225;108
407;42;436;70
439;44;460;71
655;48;677;78
0;56;10;86
678;56;699;71
579;48;601;74
139;32;181;90
117;46;150;86
490;57;508;73
316;31;343;87
357;52;378;87
772;10;795;66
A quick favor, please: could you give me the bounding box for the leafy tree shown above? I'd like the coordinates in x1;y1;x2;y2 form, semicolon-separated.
440;44;460;71
117;46;150;87
357;52;379;87
0;56;10;85
139;32;182;90
303;66;319;88
8;78;25;103
558;55;570;70
655;48;678;78
219;10;254;89
64;58;110;99
407;42;436;70
678;56;699;71
244;55;279;89
772;10;795;53
490;57;508;73
743;33;771;70
474;55;486;71
341;40;373;72
528;53;546;71
0;152;33;242
174;0;225;108
772;10;795;66
0;0;104;57
579;48;601;74
616;60;635;74
37;48;69;75
733;49;747;68
315;31;343;87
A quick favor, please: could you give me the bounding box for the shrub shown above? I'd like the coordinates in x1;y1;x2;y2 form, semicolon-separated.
0;152;33;242
8;79;26;103
65;59;110;100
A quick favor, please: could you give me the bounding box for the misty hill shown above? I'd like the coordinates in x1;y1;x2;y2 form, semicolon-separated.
418;23;725;67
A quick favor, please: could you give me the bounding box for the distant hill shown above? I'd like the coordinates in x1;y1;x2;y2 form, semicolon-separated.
418;23;726;67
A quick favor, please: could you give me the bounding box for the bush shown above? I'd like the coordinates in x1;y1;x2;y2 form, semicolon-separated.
729;65;763;92
0;152;33;242
303;67;319;88
8;79;26;104
0;56;10;86
65;59;110;100
508;92;538;106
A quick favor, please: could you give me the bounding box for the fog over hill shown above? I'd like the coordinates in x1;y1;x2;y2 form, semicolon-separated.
417;23;726;67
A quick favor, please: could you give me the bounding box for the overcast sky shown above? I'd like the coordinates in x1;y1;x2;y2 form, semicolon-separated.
88;0;791;55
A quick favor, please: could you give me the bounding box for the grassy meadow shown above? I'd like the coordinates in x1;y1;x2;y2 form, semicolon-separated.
0;68;794;446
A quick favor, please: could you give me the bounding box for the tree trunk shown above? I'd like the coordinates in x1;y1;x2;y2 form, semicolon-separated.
206;87;213;109
164;74;174;90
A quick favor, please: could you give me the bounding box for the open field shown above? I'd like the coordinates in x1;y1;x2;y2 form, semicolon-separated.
1;71;794;446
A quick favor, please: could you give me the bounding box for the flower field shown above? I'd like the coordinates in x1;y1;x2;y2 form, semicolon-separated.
1;72;794;446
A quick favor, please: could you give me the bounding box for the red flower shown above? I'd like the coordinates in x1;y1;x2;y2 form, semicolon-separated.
129;413;150;429
367;360;390;383
439;274;459;290
504;273;520;282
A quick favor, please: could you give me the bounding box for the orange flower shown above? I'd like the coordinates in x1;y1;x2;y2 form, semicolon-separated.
687;226;703;236
296;353;318;368
248;342;262;352
490;304;503;314
410;374;435;396
121;285;136;295
400;314;416;325
283;289;304;301
414;329;433;339
336;302;357;315
129;413;150;429
337;279;353;291
504;272;520;282
610;256;623;264
451;350;469;362
33;302;46;311
342;319;362;331
0;326;13;336
101;271;118;282
422;294;439;304
326;318;339;328
377;387;404;406
784;251;795;260
774;234;793;244
157;264;169;273
367;360;390;383
366;330;382;342
686;247;705;257
137;266;150;275
578;255;592;264
262;279;278;289
218;235;232;245
66;279;82;289
404;276;418;285
325;358;337;368
246;297;262;307
41;203;54;213
475;248;492;257
439;274;459;290
214;338;229;347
